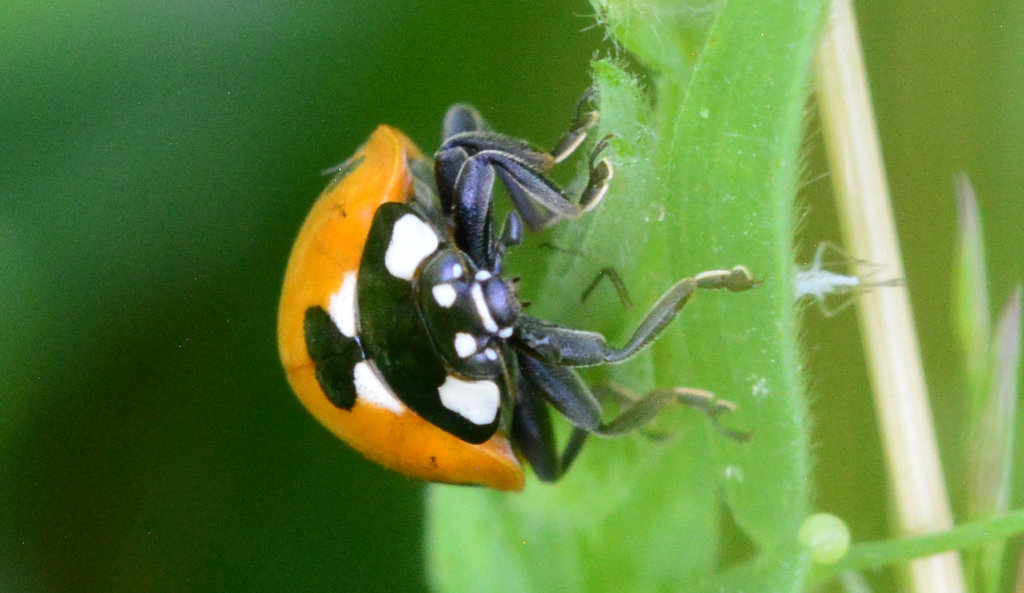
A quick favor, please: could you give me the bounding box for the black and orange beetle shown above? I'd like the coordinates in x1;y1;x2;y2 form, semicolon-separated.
278;95;755;490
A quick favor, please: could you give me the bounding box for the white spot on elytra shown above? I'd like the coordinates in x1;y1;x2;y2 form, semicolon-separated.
432;283;457;308
497;327;513;339
451;263;463;278
484;348;497;361
328;271;358;338
437;376;499;425
453;332;477;358
470;283;499;333
475;270;491;281
385;214;439;281
353;361;405;414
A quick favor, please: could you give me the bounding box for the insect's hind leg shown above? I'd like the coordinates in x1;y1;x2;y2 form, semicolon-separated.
512;357;749;483
591;384;750;442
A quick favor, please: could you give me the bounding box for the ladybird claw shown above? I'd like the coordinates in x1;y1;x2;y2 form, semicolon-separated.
551;89;601;164
694;266;759;292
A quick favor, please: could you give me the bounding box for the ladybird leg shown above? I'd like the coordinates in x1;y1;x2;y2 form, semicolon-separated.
516;354;747;480
441;88;598;167
510;375;591;482
603;266;759;363
497;138;613;230
511;373;561;481
434;145;470;215
519;355;603;430
576;134;614;212
515;355;599;481
443;148;498;264
514;266;759;367
522;355;747;441
550;87;600;164
498;211;524;249
435;135;543;216
442;104;492;139
435;88;600;221
436;129;609;233
449;145;610;231
435;133;557;231
493;164;570;230
438;147;564;261
558;427;590;477
591;384;750;441
492;211;523;274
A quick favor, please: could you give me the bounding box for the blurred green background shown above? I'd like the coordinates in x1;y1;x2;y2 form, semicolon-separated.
1;1;1021;592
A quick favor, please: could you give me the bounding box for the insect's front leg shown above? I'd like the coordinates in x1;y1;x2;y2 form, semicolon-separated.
514;265;758;367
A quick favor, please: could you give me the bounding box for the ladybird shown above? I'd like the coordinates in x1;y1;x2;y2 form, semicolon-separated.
278;93;756;491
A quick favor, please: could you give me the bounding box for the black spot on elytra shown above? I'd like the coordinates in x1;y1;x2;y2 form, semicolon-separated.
304;306;364;410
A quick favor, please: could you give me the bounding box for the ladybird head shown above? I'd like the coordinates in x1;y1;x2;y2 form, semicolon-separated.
416;249;521;380
477;269;520;330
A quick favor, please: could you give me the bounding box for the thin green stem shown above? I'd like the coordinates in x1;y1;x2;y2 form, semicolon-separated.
811;508;1024;584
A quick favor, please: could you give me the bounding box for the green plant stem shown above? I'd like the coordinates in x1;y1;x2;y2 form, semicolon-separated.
427;0;825;590
811;508;1024;584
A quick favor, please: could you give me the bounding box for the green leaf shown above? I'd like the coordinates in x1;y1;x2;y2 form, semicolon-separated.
954;173;993;420
955;174;1023;593
967;287;1022;593
592;0;716;75
427;0;825;590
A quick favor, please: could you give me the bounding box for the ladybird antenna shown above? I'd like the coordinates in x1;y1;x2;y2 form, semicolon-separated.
491;211;524;273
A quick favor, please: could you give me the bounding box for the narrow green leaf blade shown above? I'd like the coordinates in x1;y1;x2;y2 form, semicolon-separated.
954;173;993;418
969;287;1022;593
